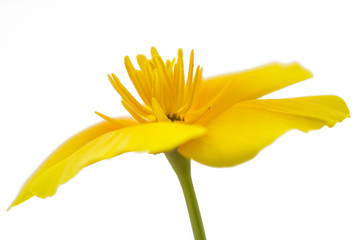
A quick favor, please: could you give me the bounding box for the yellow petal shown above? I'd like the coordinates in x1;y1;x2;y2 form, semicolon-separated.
9;117;138;209
242;95;350;127
179;96;349;167
193;62;313;124
28;122;206;199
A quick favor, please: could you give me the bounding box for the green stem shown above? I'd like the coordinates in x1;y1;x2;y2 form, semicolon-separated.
165;150;206;240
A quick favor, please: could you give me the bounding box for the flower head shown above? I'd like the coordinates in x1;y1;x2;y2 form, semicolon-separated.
103;47;212;124
9;47;349;209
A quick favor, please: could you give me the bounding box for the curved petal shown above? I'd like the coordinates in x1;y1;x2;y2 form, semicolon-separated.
25;122;206;200
179;95;349;167
9;117;138;209
192;62;313;124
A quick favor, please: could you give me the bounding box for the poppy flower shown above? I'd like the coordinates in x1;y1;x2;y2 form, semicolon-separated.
9;47;349;239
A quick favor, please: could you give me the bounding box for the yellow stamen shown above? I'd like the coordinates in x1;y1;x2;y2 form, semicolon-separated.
94;111;127;126
154;55;172;90
176;49;185;110
166;58;176;91
108;74;152;116
167;59;174;88
153;55;175;111
173;62;179;105
136;55;147;71
166;59;172;70
152;69;166;111
121;101;149;123
124;56;151;106
144;60;154;82
136;55;153;97
168;58;176;72
178;66;202;114
135;70;152;105
151;47;159;58
151;98;170;122
185;50;194;101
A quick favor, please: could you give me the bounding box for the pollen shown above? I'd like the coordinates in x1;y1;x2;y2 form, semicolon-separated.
106;47;211;123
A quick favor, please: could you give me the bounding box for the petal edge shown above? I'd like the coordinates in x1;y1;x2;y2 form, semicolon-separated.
179;96;349;167
29;122;206;199
193;62;313;124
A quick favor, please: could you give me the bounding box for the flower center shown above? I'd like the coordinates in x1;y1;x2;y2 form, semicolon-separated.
103;47;214;124
167;113;184;122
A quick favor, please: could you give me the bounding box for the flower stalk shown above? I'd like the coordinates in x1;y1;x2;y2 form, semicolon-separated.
165;150;206;240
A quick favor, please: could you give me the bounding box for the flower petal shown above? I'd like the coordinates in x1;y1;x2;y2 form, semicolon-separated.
193;62;313;124
9;117;137;209
179;95;349;167
27;122;206;199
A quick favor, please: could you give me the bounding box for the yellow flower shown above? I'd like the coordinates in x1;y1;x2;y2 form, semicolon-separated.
10;47;349;210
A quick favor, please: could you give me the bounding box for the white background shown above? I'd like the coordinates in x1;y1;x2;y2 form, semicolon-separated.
0;0;359;239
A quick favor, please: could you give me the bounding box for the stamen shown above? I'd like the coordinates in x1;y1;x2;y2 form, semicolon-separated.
152;69;166;111
166;59;172;70
185;50;194;101
108;74;152;116
124;56;151;106
151;98;170;122
134;70;152;105
167;59;174;87
176;49;185;110
136;55;152;96
154;55;175;111
94;111;127;126
136;55;147;71
178;66;202;114
145;60;154;84
173;62;179;105
169;58;176;72
121;101;149;123
167;58;176;85
151;47;159;58
154;55;172;89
